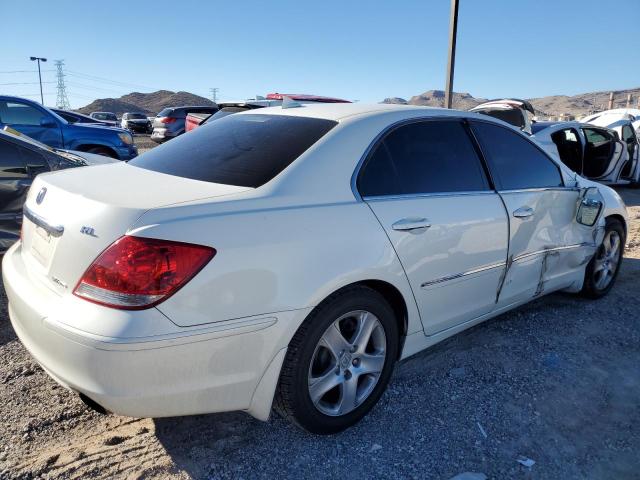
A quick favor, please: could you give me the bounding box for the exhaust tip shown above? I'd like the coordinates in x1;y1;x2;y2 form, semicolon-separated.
79;393;109;415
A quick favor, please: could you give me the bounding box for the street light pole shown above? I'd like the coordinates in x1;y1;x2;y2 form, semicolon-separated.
29;56;47;105
444;0;459;109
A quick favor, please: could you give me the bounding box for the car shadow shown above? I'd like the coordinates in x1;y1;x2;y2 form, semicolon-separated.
153;257;640;479
0;272;16;347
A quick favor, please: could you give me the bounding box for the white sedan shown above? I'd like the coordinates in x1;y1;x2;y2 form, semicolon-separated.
2;103;628;434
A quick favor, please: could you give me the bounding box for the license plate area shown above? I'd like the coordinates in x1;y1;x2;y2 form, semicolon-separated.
30;225;57;268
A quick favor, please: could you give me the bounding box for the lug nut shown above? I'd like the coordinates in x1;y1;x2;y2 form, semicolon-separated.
352;358;360;367
344;370;352;380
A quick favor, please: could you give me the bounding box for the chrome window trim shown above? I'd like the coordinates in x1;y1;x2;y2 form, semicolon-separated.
23;206;64;237
363;190;497;202
349;115;491;202
498;186;582;194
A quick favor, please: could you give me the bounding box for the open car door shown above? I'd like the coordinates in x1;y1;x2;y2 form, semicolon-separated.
581;126;626;183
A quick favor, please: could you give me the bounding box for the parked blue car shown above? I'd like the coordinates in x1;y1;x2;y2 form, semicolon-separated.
0;96;137;160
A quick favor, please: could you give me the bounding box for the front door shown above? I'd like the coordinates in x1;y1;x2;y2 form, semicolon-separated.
470;120;597;307
357;119;508;335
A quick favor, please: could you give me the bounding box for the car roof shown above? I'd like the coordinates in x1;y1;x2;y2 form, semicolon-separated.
240;102;474;121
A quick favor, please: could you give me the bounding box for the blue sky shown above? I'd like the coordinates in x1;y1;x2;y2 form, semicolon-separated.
2;0;638;108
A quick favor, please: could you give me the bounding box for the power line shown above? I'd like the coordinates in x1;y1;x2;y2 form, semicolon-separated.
0;69;55;74
55;60;71;109
0;81;55;85
66;70;160;91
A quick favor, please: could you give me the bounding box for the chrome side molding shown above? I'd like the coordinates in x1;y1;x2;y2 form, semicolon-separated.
23;206;64;237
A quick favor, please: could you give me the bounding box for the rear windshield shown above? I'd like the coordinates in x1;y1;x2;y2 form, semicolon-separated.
130;114;337;188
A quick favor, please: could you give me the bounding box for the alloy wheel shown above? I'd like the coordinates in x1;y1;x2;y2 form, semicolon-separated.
593;230;622;290
307;310;387;416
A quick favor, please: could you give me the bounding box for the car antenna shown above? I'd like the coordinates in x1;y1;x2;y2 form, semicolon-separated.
282;96;302;109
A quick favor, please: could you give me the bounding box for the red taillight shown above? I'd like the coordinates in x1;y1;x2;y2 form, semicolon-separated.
160;117;177;124
74;236;215;310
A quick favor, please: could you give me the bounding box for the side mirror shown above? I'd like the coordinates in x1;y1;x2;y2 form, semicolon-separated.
576;187;603;227
40;117;57;128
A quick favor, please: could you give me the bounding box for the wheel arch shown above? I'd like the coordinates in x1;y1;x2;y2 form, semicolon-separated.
74;143;118;158
605;213;627;237
306;279;410;359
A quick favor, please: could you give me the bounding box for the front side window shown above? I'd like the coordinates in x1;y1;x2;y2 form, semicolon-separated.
358;120;489;197
0;101;46;126
471;121;563;190
130;114;337;188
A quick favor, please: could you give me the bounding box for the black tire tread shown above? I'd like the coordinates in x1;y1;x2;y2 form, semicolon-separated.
273;285;396;432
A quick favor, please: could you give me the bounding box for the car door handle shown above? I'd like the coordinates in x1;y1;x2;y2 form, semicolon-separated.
513;206;534;218
392;218;432;231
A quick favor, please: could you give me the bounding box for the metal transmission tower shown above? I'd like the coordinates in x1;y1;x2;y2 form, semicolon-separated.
210;87;219;103
54;60;71;109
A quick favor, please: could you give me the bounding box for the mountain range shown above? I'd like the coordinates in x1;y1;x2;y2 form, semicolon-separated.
76;87;640;119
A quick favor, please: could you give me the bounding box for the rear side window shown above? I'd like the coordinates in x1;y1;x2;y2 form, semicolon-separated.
157;108;173;117
358;120;489;197
0;139;27;178
130;114;337;188
471;121;563;190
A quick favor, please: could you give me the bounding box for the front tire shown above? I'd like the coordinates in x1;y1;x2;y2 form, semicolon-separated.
275;286;399;434
581;218;625;298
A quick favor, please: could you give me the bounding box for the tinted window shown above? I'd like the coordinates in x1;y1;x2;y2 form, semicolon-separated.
471;121;563;190
127;113;147;119
130;114;337;188
0;101;46;126
358;120;489;196
0;140;27;178
157;108;173;117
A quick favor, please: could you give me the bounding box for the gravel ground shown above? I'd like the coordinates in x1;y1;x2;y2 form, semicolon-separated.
133;134;157;155
0;189;639;479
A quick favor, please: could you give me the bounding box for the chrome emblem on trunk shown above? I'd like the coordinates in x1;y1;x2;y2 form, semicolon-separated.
36;187;47;205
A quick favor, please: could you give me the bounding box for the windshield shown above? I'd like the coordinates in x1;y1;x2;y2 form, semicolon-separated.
130;114;337;188
204;106;253;124
128;113;147;119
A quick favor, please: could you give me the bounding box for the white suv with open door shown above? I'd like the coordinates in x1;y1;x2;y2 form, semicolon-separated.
3;104;628;434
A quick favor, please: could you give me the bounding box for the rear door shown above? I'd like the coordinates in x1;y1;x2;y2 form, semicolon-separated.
581;126;624;180
470;120;594;306
358;118;508;335
620;124;639;181
0;139;31;250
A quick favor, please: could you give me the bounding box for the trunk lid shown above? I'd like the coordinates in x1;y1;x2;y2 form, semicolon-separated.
21;162;250;295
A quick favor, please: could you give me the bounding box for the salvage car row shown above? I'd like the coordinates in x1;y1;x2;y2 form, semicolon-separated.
0;97;630;434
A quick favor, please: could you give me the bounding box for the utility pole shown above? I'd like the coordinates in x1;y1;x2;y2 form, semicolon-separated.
607;92;614;110
29;56;47;105
210;88;219;103
54;60;71;110
444;0;460;109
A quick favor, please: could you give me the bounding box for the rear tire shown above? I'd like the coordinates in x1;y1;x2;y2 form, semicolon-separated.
274;286;399;434
581;218;625;299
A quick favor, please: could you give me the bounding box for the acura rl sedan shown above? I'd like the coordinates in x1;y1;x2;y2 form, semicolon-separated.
2;103;628;434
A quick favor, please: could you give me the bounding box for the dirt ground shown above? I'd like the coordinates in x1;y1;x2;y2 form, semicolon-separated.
0;188;638;480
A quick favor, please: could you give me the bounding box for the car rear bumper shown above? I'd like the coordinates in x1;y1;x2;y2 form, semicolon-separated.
2;242;305;420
